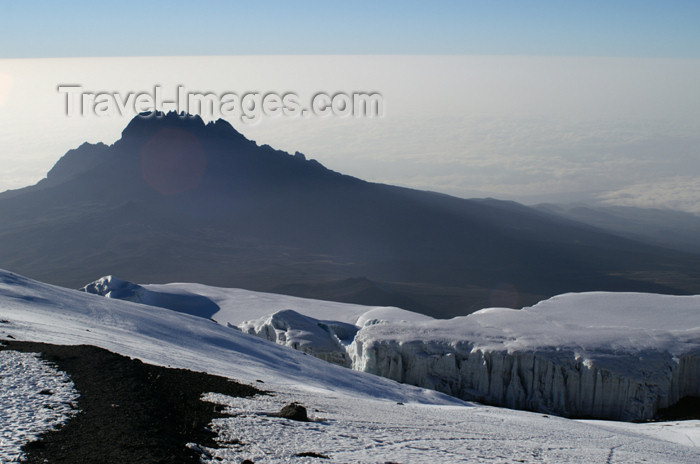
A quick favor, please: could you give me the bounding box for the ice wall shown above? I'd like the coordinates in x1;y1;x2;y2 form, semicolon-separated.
348;333;700;421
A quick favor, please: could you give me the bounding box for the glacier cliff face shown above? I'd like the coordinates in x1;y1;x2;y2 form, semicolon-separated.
348;333;700;421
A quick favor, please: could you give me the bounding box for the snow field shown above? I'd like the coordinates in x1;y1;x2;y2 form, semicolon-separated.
1;270;699;462
196;387;699;463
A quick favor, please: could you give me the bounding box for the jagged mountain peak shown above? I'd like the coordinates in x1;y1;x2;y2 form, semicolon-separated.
19;111;338;199
121;110;203;138
120;111;248;144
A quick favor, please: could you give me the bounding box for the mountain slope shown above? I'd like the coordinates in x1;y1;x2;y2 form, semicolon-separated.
1;269;699;463
2;111;700;317
537;203;700;254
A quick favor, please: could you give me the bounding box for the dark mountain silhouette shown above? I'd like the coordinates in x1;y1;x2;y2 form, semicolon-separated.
1;111;699;317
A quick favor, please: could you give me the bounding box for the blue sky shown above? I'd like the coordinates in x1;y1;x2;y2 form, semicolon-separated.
2;1;699;58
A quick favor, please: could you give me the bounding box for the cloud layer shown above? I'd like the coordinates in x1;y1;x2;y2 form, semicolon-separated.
1;56;699;214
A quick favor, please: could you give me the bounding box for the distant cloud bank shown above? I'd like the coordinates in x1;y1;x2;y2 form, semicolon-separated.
1;56;699;214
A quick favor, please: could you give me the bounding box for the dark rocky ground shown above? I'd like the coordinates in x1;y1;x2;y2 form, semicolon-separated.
0;341;264;464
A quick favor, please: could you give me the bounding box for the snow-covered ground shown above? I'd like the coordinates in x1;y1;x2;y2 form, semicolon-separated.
84;276;700;421
0;350;79;463
82;275;430;326
198;390;700;464
2;270;699;462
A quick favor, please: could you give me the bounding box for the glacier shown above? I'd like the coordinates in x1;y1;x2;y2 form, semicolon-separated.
350;328;700;421
82;277;700;421
348;292;700;421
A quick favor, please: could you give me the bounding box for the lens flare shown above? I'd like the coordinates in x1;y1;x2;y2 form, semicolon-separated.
140;128;207;196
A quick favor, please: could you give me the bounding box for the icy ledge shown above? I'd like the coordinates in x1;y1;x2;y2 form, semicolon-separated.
243;292;700;421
